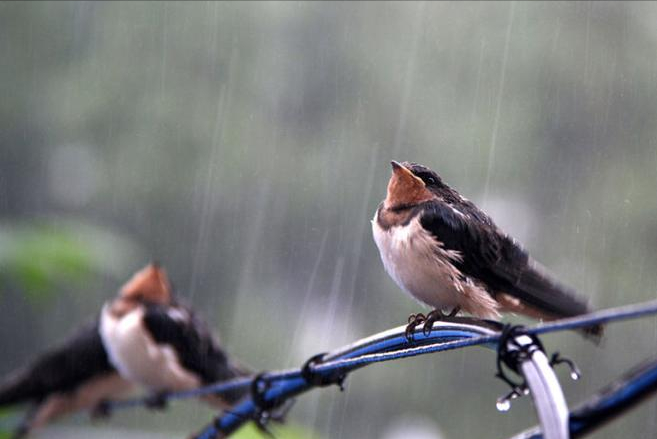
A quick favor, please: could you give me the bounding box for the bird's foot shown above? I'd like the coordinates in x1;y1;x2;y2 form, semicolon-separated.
422;309;447;336
13;424;30;439
405;313;427;342
422;307;461;336
145;391;169;410
271;398;296;423
448;306;461;317
13;419;31;439
91;399;112;419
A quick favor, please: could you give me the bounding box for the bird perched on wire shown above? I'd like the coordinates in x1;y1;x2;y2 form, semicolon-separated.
0;318;134;438
100;263;251;409
372;161;602;340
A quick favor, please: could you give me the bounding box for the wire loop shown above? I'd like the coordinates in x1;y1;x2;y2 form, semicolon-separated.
249;372;280;437
549;352;581;381
96;299;657;439
301;353;346;390
495;324;545;394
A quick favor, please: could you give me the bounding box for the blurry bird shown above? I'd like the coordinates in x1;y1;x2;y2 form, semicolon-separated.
0;320;134;438
372;161;602;340
100;263;251;409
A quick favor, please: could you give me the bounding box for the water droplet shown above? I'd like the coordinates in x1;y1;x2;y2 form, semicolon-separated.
570;371;580;381
496;398;511;412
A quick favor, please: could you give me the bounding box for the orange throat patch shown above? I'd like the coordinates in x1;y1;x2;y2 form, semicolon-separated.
110;264;173;316
384;164;435;210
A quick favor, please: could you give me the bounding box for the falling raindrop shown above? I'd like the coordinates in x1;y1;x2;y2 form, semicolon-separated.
496;398;511;412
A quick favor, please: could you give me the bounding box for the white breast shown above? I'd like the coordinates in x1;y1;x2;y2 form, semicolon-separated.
99;305;200;392
371;212;499;318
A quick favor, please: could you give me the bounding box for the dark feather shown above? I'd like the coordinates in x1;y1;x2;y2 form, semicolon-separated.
0;319;113;407
418;200;592;319
141;303;250;404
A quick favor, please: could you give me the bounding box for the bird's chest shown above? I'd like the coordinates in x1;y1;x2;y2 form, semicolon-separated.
372;216;463;308
100;306;199;391
100;307;158;381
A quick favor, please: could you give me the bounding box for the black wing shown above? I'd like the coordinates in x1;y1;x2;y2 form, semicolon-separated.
0;319;113;406
419;201;590;318
142;303;249;403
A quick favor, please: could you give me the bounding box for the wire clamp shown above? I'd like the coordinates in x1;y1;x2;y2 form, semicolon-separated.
550;351;581;381
494;324;544;411
301;353;346;391
250;372;281;437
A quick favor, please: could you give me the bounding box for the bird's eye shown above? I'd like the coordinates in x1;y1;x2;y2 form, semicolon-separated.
419;174;435;184
412;170;437;185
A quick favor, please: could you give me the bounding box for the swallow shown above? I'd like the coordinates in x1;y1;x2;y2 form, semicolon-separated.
372;161;602;340
99;263;251;410
0;319;134;438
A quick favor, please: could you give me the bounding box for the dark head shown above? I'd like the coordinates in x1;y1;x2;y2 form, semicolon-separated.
401;162;445;188
384;161;442;210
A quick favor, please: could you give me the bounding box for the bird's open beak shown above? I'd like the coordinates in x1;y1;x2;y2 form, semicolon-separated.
390;161;424;185
119;263;172;304
390;160;405;172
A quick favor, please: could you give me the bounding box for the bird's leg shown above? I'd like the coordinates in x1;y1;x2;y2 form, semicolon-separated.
405;313;427;341
448;306;461;317
269;398;296;423
422;309;447;336
91;399;112;419
422;307;462;336
13;403;39;439
145;391;169;410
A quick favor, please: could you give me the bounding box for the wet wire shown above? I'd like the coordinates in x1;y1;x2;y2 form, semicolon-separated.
103;298;657;438
510;356;657;439
108;319;501;412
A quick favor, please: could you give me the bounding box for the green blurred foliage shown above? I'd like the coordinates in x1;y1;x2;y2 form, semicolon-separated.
0;221;142;302
233;423;322;439
0;225;92;301
0;406;19;439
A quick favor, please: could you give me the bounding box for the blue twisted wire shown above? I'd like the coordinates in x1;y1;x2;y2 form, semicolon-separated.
511;356;657;439
103;298;657;438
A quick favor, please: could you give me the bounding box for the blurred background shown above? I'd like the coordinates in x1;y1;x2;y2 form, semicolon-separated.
1;1;657;438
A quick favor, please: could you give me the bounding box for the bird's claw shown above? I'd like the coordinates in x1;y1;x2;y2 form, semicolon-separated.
421;307;461;336
145;391;168;410
405;313;426;341
448;306;461;317
422;309;446;336
91;399;112;419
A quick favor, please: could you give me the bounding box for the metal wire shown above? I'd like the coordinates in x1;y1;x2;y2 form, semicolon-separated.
103;298;657;438
509;356;657;439
194;319;502;438
109;319;501;411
